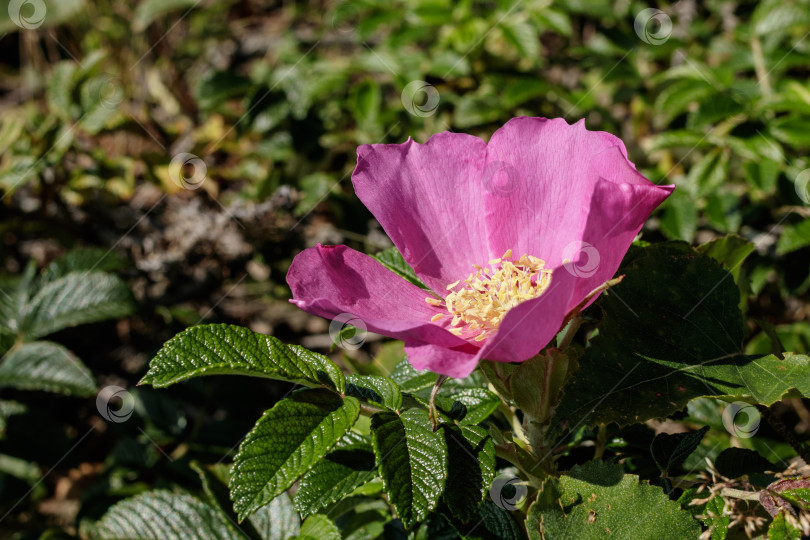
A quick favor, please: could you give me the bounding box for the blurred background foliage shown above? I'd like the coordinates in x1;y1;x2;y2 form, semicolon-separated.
0;0;809;537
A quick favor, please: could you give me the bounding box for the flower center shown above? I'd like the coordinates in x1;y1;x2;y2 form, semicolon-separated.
425;249;553;342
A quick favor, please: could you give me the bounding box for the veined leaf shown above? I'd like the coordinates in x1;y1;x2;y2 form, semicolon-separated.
91;490;241;539
553;243;756;428
0;400;25;438
346;374;402;410
192;462;301;540
140;324;346;393
389;357;438;392
42;248;125;282
293;514;341;540
21;271;134;340
714;447;775;478
441;424;495;522
528;460;700;538
370;409;447;527
777;219;810;255
650;426;708;473
0;341;96;396
295;432;377;517
696;235;755;284
230;389;360;521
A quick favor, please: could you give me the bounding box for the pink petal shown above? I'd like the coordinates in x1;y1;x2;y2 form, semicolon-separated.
565;163;674;310
404;342;480;379
352;133;490;293
483;117;668;267
286;244;472;349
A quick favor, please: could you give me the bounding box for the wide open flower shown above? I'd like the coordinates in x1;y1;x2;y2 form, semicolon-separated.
287;117;673;378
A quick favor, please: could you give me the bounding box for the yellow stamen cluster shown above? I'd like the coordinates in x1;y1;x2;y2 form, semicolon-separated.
425;249;553;342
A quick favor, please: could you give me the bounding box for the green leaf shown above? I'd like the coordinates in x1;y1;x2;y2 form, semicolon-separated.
389;357;438;393
0;262;35;337
372;247;428;289
195;70;253;112
448;388;500;425
453;94;503;129
678;490;730;538
370;409;447;527
79;75;123;133
768;511;803;540
653;79;714;127
46;62;79;117
0;341;96;396
777;219;810;255
21;271;134;340
650;426;709;473
499;20;540;59
714;447;775;478
192;462;301;540
753;0;810;35
292;514;341;540
441;424;495;522
133;0;200;32
140;324;346;393
295;432;377;517
528;461;700;539
696;235;755;284
451;500;525;540
230;389;360;521
771;117;810;147
659;190;697;242
346;374;402;410
42;248;125;282
553;243;753;428
91;490;242;539
0;400;25;438
350;79;381;128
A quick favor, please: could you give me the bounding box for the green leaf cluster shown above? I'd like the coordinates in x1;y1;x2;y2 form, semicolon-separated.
0;249;134;413
139;323;504;532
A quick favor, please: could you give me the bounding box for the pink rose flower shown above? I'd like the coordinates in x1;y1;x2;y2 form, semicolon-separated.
287;117;673;378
